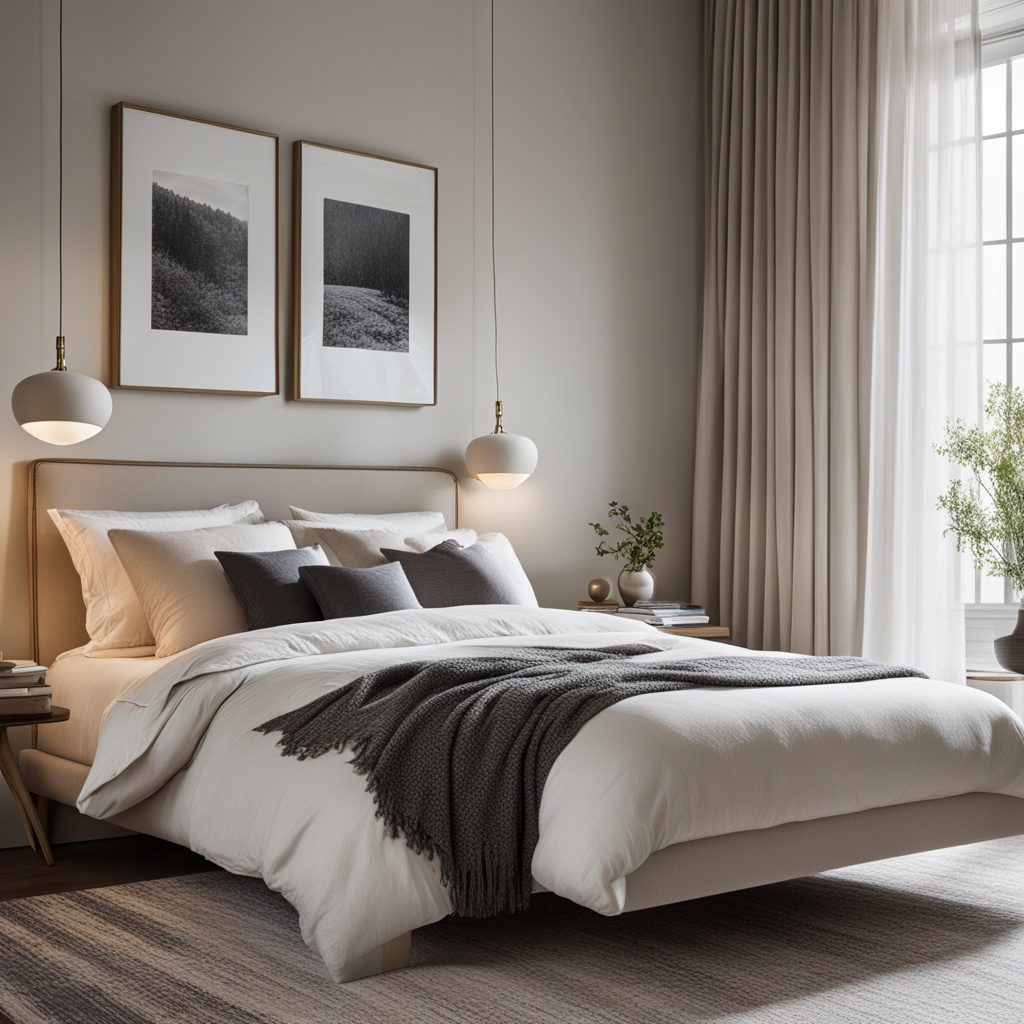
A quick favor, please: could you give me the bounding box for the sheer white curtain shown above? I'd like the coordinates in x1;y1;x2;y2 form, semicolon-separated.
693;0;980;681
862;1;980;682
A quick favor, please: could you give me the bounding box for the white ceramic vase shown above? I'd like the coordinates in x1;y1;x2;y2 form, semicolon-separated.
617;568;655;607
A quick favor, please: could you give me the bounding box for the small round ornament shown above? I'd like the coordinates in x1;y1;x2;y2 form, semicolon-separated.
588;577;612;602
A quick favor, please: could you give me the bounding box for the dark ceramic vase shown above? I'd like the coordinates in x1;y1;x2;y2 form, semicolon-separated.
994;608;1024;673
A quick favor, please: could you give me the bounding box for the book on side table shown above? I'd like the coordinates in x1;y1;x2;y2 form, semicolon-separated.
617;601;708;626
0;659;47;681
576;600;711;627
0;660;50;714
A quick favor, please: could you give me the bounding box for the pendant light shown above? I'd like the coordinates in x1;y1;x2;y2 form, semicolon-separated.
465;0;538;490
12;0;112;445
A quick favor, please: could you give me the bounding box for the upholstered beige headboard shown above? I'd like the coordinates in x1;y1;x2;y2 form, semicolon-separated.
28;459;459;666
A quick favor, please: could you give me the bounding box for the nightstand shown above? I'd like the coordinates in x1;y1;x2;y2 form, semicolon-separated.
658;625;731;641
966;672;1024;718
0;706;69;866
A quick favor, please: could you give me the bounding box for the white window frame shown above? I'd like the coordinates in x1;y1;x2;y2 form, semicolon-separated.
965;2;1024;666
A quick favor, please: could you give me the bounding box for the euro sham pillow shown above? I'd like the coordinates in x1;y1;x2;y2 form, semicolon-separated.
107;521;295;657
48;501;263;654
287;507;447;534
298;562;422;619
381;532;537;608
284;523;477;568
215;546;330;631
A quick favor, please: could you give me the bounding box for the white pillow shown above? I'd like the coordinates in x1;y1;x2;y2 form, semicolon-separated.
287;507;447;533
49;501;263;654
283;522;476;568
107;521;295;658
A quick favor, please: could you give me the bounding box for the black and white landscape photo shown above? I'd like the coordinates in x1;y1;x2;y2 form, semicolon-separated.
322;199;410;351
151;169;249;335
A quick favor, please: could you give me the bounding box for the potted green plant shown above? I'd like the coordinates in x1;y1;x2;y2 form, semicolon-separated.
589;501;665;606
936;381;1024;670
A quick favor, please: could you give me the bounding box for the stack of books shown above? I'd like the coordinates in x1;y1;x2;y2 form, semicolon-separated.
616;601;709;626
0;660;51;716
576;600;620;613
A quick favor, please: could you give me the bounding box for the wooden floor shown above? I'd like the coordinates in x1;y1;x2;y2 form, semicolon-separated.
0;835;220;901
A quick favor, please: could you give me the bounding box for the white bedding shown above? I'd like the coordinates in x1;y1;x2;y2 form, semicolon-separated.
75;606;1024;982
40;650;168;765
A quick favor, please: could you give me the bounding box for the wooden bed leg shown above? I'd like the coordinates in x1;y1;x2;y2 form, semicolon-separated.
380;931;412;973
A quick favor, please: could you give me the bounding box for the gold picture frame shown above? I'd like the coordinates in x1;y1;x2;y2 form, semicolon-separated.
293;140;437;406
111;103;279;395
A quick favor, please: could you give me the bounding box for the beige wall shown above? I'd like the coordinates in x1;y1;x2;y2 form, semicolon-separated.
0;0;703;846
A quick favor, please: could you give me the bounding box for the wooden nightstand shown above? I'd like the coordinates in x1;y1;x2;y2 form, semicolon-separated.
0;706;69;866
658;625;731;640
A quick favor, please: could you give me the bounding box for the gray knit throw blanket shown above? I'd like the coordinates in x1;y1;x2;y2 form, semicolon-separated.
255;646;926;918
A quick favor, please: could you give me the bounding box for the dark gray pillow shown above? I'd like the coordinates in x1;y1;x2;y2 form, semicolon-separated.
381;539;525;608
298;561;421;619
215;546;328;630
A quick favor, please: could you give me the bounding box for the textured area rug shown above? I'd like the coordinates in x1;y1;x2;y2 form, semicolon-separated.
1;836;1023;1024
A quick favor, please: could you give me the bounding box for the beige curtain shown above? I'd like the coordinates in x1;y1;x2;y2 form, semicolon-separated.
693;0;981;674
693;0;880;653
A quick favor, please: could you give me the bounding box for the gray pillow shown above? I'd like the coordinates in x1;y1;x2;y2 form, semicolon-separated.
215;546;329;630
298;562;421;619
381;539;529;608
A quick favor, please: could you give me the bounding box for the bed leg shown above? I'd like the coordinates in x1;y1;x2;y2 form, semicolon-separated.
380;931;412;973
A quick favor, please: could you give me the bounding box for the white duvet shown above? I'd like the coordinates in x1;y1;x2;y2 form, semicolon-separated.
77;606;1024;982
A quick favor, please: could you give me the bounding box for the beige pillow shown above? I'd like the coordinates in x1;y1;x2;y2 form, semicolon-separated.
108;521;295;658
48;501;263;654
287;507;447;533
283;522;476;567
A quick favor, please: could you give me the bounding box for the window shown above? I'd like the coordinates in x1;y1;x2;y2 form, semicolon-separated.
976;57;1024;604
964;7;1024;663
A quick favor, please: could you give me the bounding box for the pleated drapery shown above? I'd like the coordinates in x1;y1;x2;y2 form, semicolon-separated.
692;0;979;682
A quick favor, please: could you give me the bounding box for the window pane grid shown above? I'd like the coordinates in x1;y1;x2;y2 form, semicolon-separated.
975;60;1016;603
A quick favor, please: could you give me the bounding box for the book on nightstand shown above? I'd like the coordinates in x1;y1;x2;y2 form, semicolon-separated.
0;684;52;714
630;601;706;613
577;600;620;611
622;614;711;626
0;661;47;689
618;602;707;622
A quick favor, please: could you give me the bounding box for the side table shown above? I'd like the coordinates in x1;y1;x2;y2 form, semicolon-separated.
658;625;731;641
0;706;69;866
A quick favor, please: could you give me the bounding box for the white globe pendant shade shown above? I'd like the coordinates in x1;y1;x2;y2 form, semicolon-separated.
465;401;538;489
465;431;539;489
12;362;112;446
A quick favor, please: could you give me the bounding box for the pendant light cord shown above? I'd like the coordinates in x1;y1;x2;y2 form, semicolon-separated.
58;0;64;340
490;0;500;404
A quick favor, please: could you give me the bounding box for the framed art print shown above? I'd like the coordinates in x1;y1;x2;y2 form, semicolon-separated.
111;103;279;394
293;141;437;405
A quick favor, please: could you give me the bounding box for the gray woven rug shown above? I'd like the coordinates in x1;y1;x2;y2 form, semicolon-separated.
1;836;1023;1024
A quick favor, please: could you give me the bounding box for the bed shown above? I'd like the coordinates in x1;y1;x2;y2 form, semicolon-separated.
19;458;1024;982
